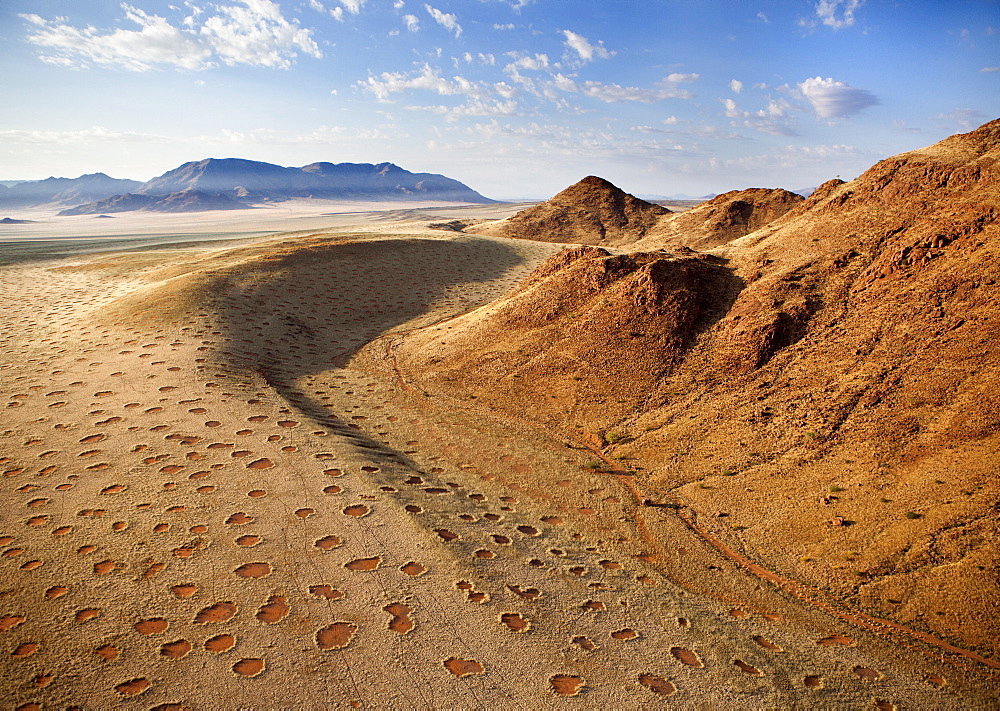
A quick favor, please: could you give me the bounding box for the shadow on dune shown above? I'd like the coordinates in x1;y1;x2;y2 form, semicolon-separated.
201;234;536;459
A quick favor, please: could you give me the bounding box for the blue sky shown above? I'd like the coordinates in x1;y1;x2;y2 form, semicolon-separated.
1;1;997;199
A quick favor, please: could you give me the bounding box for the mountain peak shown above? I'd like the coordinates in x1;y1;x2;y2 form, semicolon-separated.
43;157;493;213
634;187;805;250
474;175;669;246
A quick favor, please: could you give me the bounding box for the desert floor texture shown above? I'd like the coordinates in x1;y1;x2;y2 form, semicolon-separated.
0;203;995;708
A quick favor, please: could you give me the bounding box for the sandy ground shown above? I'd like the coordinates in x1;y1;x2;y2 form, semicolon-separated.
0;205;992;708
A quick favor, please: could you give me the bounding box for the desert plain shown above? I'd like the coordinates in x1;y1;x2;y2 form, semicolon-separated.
3;122;1000;710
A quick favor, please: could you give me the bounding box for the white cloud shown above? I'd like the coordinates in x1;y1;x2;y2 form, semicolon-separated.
362;64;460;100
458;52;495;66
561;30;613;63
424;5;461;37
20;1;320;71
729;79;743;94
537;73;693;104
403;14;419;31
493;23;515;30
416;98;519;121
39;55;83;69
200;1;323;67
722;97;801;136
798;76;878;118
980;66;1000;73
580;81;685;103
665;72;699;84
505;53;549;71
815;0;863;30
360;63;516;107
337;0;366;14
21;7;211;71
394;0;405;8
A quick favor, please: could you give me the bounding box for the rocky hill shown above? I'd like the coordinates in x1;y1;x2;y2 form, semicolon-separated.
396;118;1000;655
0;173;142;208
473;176;670;246
57;189;250;215
137;158;493;204
632;187;805;250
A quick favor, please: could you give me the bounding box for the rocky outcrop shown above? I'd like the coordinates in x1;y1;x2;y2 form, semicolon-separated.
473;176;670;246
633;187;805;250
396;245;736;431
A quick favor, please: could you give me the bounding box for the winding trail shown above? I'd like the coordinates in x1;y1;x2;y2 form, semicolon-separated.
379;323;1000;683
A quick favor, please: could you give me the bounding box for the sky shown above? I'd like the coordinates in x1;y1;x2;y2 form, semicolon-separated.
0;1;997;199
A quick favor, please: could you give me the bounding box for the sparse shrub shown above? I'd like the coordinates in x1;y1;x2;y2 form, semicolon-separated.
584;461;602;470
879;498;891;503
904;511;921;519
829;485;845;493
605;432;625;444
721;469;736;476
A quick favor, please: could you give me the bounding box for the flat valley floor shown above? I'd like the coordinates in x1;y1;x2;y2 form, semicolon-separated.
1;204;995;708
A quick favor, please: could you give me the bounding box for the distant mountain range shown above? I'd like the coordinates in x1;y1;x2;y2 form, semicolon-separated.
57;189;251;216
0;158;494;214
0;173;143;209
